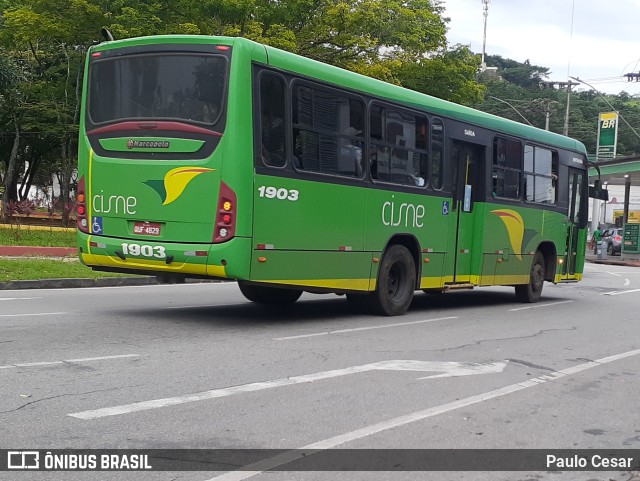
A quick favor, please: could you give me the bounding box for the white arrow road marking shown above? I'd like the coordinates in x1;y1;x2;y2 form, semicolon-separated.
203;348;640;481
625;278;631;287
603;288;640;296
68;359;505;420
414;361;508;379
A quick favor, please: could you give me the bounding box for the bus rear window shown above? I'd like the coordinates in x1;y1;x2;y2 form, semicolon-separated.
88;53;228;126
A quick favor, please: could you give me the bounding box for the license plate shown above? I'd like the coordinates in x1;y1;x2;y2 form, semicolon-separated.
133;222;162;236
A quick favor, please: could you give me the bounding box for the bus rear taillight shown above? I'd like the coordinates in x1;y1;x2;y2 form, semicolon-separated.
213;181;237;243
76;177;89;233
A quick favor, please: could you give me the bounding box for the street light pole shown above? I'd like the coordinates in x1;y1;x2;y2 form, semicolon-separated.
562;81;575;136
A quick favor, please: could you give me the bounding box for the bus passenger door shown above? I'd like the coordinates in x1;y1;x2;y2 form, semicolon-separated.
563;169;585;278
450;140;485;283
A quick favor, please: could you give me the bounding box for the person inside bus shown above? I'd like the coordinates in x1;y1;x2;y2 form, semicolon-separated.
547;171;558;203
338;126;363;176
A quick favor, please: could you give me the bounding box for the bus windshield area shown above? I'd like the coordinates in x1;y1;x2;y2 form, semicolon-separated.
88;53;227;126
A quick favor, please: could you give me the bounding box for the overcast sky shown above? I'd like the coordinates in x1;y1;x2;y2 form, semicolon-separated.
442;0;640;95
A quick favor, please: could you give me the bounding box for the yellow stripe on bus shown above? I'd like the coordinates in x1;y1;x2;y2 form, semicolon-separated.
259;278;371;291
80;253;224;277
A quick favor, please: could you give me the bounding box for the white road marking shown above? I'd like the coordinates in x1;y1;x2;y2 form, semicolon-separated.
0;354;139;370
624;278;631;287
274;316;459;341
416;361;507;379
68;358;503;420
508;300;573;311
0;283;232;293
603;288;640;296
0;312;66;318
202;348;640;481
606;271;621;277
0;297;42;301
162;304;241;310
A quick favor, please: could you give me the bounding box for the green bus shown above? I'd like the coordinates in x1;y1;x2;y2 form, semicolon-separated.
76;35;588;316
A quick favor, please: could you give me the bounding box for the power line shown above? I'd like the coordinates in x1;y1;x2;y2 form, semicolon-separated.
570;76;640;141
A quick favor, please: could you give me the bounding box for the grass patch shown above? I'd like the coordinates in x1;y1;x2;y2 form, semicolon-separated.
0;225;76;247
0;258;135;281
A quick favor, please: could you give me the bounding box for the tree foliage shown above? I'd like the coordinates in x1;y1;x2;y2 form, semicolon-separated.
0;0;486;208
11;0;639;212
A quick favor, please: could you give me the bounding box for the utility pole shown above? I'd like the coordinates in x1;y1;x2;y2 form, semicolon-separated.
545;105;551;131
481;0;490;69
540;80;577;136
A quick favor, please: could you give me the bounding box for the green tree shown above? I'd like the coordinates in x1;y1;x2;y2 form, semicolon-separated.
0;0;487;215
0;47;26;219
397;45;484;104
96;0;481;101
1;0;103;221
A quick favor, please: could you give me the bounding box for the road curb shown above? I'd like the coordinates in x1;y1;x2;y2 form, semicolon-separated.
585;256;640;267
0;276;158;290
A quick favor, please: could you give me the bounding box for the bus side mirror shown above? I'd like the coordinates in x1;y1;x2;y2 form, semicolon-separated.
589;183;609;201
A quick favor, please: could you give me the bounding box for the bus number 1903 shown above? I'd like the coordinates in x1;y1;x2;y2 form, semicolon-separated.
257;186;299;201
121;243;166;259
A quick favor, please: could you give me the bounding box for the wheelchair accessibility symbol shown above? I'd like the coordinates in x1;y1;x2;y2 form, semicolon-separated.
442;201;449;216
91;216;103;234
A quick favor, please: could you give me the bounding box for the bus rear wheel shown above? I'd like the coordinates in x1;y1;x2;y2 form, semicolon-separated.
238;281;302;305
515;251;545;303
372;245;416;316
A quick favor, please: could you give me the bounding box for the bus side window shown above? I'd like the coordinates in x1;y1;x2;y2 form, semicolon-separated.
524;145;557;204
259;73;286;167
370;104;428;187
492;137;522;199
291;83;364;177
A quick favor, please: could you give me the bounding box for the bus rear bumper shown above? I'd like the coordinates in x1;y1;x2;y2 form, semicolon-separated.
77;232;251;279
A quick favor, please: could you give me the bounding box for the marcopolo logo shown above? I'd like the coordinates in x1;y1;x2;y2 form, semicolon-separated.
8;451;40;469
127;139;170;149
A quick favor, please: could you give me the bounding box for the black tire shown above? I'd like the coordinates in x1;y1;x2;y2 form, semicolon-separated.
371;245;416;316
237;281;302;305
607;243;613;256
515;251;545;303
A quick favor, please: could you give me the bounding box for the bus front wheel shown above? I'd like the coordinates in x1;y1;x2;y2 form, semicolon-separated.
515;251;545;303
238;281;302;305
372;245;416;316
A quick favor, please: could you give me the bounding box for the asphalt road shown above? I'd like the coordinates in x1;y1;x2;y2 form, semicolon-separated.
1;263;640;481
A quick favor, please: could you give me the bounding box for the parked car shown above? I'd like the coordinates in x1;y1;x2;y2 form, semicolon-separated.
601;228;623;256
